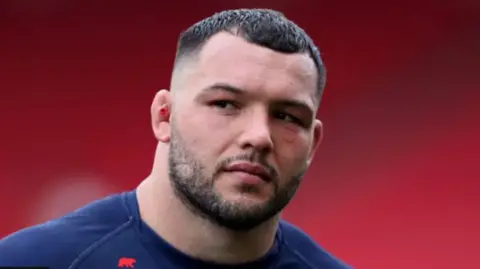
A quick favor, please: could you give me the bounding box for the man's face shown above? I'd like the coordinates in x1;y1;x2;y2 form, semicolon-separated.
168;33;322;231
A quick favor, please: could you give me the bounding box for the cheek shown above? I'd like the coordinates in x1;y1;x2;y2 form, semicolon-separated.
272;128;311;170
175;108;233;156
273;124;309;148
280;126;301;143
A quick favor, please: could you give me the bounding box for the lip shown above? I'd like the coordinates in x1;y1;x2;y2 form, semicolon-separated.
223;162;272;182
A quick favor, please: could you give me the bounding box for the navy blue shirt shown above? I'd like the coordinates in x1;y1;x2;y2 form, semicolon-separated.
0;190;350;268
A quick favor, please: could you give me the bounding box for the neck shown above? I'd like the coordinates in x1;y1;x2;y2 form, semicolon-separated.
136;164;279;264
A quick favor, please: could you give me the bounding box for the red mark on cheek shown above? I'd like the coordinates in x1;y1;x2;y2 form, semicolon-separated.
282;128;299;143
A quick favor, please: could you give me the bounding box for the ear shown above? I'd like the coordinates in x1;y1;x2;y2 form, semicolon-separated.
151;89;172;143
307;119;324;165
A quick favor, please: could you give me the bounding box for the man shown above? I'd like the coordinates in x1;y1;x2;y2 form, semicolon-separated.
0;8;351;269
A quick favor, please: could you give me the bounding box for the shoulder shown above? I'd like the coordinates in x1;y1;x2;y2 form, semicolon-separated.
0;192;133;269
279;220;353;269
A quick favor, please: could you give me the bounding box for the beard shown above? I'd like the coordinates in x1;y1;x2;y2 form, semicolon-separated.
168;121;307;231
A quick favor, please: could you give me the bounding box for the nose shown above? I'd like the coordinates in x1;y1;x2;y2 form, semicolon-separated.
237;110;274;153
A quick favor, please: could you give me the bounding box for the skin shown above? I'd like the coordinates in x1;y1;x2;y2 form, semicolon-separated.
136;32;323;264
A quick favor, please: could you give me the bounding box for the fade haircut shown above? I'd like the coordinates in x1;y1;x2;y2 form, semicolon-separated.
173;8;326;102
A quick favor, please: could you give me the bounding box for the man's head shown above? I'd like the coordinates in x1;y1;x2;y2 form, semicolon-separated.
151;9;325;231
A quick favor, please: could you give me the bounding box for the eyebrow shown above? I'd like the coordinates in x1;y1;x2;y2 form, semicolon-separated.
201;83;245;95
199;82;315;118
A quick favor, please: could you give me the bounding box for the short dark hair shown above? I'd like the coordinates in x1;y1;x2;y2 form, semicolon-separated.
174;8;326;102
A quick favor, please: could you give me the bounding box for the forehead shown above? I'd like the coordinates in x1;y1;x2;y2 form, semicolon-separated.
187;32;318;106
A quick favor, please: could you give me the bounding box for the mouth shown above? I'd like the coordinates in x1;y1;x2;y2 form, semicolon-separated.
223;162;272;183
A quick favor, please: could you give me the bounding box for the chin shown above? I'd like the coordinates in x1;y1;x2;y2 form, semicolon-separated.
221;191;272;207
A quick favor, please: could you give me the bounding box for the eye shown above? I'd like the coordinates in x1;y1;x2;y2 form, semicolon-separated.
274;112;304;126
209;100;239;111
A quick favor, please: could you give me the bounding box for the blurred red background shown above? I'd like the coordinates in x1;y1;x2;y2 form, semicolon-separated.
1;0;479;268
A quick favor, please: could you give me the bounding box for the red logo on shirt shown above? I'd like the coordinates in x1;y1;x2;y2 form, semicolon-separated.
118;257;136;268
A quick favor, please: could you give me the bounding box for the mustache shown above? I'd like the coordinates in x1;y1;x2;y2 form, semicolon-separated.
214;153;278;181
